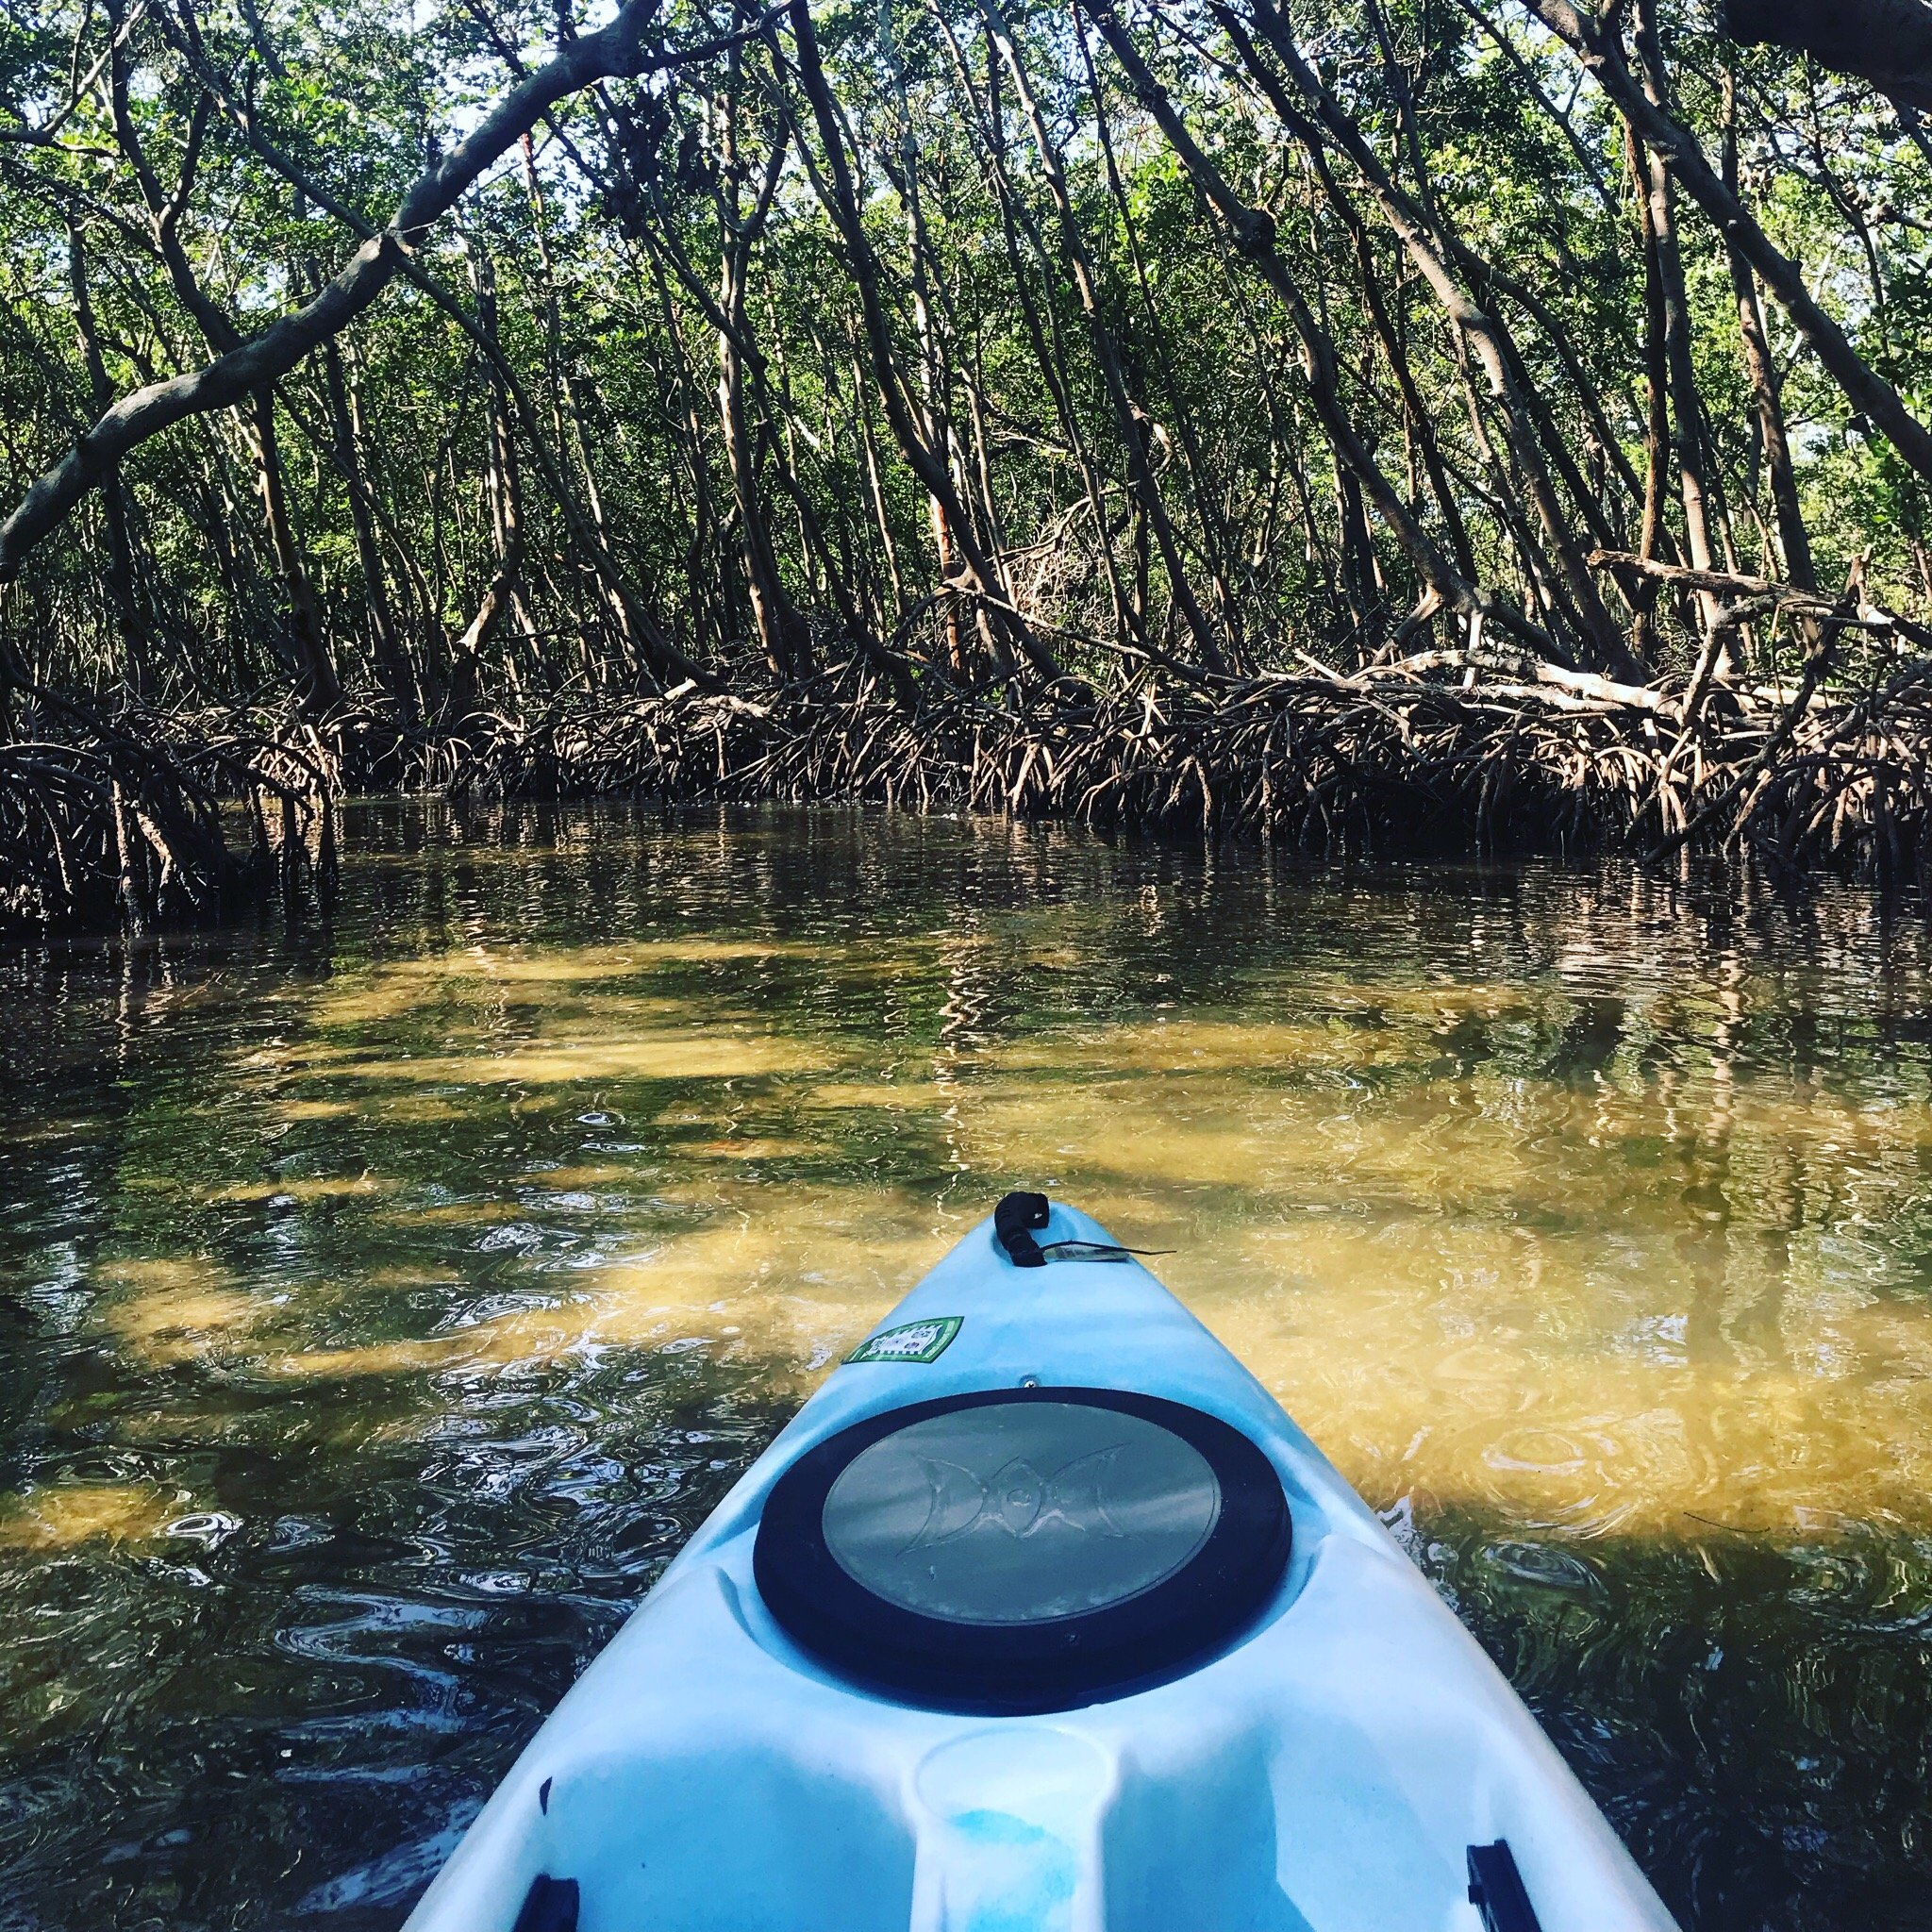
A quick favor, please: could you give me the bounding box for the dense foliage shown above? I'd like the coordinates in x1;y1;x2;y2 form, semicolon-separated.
4;0;1928;698
4;0;1932;924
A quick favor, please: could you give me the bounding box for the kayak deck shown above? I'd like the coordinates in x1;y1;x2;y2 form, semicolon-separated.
404;1201;1677;1932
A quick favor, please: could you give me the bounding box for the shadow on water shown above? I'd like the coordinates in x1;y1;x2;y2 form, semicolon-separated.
2;801;1932;1929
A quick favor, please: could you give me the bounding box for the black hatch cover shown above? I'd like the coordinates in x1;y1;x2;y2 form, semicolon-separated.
753;1387;1291;1713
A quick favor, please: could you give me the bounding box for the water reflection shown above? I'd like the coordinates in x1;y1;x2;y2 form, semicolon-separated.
2;803;1930;1929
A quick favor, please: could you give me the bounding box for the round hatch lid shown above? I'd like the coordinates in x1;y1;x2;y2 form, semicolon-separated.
754;1388;1291;1714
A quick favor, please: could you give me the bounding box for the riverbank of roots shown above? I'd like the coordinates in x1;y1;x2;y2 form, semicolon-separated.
10;629;1932;941
0;714;338;940
440;641;1932;890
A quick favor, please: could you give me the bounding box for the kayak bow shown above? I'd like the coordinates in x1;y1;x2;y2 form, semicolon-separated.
403;1195;1678;1932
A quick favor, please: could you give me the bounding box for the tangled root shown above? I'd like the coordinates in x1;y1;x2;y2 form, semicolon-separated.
0;710;338;939
440;650;1932;887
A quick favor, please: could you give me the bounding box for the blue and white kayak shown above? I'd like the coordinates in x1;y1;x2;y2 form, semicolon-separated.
403;1195;1678;1932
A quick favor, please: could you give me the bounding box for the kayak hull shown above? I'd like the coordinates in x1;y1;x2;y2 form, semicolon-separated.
402;1202;1679;1932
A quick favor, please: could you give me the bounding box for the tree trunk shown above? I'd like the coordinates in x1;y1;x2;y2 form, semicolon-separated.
1229;0;1641;677
1528;0;1932;486
1722;70;1816;593
319;322;418;723
715;82;808;679
1632;0;1726;666
1077;19;1247;657
1086;1;1556;658
980;0;1224;672
65;223;152;701
784;0;1059;678
932;0;1144;657
249;388;342;712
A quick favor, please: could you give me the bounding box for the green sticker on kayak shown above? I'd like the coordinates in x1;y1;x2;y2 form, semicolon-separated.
845;1316;962;1365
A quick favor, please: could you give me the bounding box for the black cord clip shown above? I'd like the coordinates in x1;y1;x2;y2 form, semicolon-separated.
993;1191;1052;1268
512;1874;579;1932
1467;1841;1542;1932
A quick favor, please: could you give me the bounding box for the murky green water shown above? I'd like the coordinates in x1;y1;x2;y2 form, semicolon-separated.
3;802;1932;1930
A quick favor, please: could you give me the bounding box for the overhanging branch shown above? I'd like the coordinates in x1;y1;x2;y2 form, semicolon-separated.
1722;0;1932;111
0;0;671;585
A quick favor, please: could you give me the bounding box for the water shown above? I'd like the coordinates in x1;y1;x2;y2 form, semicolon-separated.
2;800;1930;1931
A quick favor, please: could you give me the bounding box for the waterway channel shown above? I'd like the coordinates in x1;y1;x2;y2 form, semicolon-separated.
3;802;1929;1929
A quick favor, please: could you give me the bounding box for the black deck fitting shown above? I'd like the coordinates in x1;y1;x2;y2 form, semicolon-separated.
1468;1840;1542;1932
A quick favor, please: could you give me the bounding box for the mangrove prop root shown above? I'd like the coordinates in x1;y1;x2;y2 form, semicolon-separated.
13;642;1929;942
440;651;1932;889
0;712;338;939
